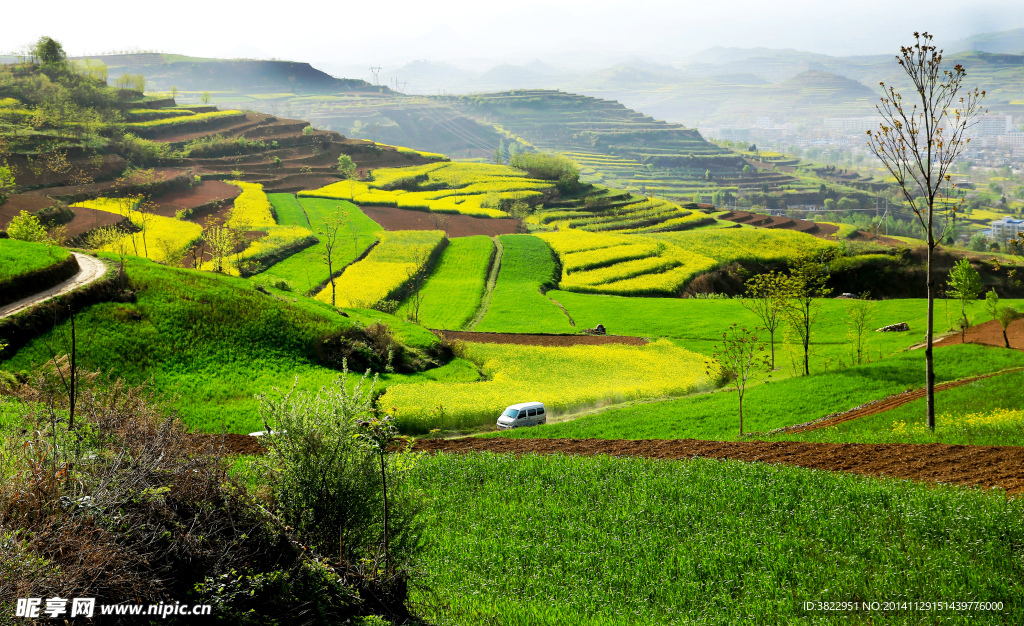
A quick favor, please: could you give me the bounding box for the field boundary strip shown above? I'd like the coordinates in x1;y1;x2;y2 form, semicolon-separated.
412;437;1024;495
465;236;503;330
771;367;1024;434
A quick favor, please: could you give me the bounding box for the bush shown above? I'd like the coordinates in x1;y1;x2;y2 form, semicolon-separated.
5;210;47;242
255;373;424;594
509;152;580;192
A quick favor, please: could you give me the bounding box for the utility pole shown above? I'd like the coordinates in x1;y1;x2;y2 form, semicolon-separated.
369;65;382;85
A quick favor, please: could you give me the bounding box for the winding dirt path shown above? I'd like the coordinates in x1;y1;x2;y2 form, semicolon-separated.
0;253;108;319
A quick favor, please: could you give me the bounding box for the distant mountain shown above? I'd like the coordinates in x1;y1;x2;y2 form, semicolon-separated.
72;54;376;94
949;28;1024;54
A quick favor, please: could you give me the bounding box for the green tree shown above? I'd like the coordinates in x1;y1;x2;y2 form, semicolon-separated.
782;254;833;376
0;161;14;204
201;91;211;105
32;36;66;66
946;258;983;342
336;154;356;179
705;323;771;436
742;271;788;369
985;289;1023;349
866;32;985;432
6;210;48;242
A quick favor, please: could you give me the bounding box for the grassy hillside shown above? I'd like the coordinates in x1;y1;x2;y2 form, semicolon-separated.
0;239;70;283
0;255;464;434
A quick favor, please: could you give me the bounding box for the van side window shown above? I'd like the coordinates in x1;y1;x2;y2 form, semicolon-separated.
527;409;537;416
537;407;545;415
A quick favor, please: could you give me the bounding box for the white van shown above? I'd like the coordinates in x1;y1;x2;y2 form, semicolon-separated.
496;402;547;430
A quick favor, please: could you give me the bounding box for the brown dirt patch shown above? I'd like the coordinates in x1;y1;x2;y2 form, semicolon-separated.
0;194;59;228
720;210;839;238
361;205;520;237
187;433;267;456
150;181;241;218
436;330;647;346
936;317;1024;350
62;206;128;239
414;437;1024;495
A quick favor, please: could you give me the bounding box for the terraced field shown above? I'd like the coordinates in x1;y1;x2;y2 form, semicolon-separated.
300;161;552;218
398;235;494;330
257;195;382;294
315;229;446;308
473;234;573;333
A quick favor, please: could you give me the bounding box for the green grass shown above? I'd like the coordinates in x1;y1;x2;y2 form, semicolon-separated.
0;255;465;435
412;451;1024;625
550;291;1022;378
0;239;71;283
484;344;1024;441
399;235;493;330
474;235;573;333
267;192;310;228
769;369;1024;446
257;196;382;294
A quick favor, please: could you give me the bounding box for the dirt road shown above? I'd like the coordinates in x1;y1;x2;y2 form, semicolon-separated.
0;253;108;319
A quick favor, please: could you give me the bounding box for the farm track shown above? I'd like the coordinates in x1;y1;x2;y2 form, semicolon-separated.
435;330;647;347
0;253;108;319
465;236;502;330
413;437;1024;496
778;367;1024;433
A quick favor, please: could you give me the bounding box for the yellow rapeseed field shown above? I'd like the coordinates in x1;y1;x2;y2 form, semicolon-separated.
385;339;716;431
315;230;445;307
225;181;276;229
74;198;202;264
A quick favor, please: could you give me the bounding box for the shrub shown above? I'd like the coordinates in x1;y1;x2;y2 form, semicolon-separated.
510;151;580;192
5;211;47;242
255;372;424;573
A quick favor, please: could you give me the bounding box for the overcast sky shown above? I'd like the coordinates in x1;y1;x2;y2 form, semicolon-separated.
4;0;1022;73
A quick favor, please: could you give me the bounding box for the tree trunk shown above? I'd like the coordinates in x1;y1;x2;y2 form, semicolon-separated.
1004;328;1010;349
738;394;744;436
379;452;390;570
926;244;936;432
769;329;775;370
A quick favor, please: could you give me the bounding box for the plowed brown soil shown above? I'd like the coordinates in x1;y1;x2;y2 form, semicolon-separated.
936;317;1024;350
151;181;241;218
436;330;647;346
360;205;520;237
414;438;1024;495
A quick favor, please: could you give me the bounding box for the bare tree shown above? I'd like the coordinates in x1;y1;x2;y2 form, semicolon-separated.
319;211;347;306
742;271;788;369
706;323;771;436
866;32;985;431
845;293;873;366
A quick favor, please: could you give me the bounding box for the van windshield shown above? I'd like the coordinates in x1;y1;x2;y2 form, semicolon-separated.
502;408;519;418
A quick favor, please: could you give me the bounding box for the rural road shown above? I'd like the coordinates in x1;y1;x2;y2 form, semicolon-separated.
0;252;108;320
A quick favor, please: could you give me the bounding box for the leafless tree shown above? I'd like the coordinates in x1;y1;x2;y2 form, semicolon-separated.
866;32;985;431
